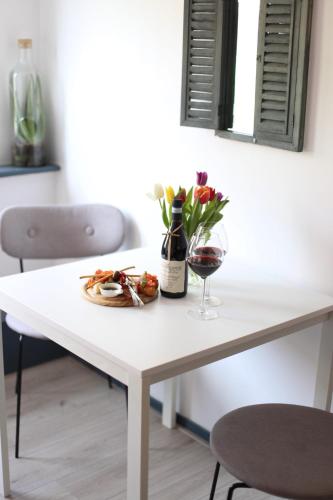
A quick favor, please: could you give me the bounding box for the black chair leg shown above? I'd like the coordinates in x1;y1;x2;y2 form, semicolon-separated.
15;335;24;459
209;462;221;500
107;376;113;389
226;482;250;500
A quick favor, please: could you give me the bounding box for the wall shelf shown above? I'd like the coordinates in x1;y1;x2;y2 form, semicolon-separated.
0;164;60;178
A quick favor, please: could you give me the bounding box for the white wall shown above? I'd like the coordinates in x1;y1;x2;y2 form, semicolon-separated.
38;0;333;430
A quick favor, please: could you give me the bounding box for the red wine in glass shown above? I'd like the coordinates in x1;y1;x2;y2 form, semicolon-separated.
188;254;222;279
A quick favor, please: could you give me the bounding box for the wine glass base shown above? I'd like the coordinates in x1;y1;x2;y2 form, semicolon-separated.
204;295;222;307
187;308;219;321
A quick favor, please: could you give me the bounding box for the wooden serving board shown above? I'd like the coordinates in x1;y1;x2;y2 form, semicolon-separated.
82;284;158;307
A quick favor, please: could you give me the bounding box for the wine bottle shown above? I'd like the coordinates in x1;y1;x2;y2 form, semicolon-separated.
160;198;188;298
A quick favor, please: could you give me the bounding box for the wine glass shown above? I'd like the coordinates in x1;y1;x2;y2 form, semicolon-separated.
187;229;224;320
202;223;228;306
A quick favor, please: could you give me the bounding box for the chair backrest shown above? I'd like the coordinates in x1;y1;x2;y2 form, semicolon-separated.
0;204;125;259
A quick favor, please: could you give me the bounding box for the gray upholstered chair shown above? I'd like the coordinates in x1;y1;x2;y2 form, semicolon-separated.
0;204;126;458
209;403;333;500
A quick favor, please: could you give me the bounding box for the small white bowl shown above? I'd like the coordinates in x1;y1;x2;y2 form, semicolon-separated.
99;282;123;298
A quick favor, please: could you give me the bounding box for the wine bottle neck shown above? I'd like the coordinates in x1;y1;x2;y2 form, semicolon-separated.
171;214;183;230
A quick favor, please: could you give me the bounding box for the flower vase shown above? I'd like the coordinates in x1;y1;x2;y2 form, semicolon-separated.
188;267;201;288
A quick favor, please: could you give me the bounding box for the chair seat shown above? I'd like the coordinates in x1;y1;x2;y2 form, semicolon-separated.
211;404;333;500
5;314;46;340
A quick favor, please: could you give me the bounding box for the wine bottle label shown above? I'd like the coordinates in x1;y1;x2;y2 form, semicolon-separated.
160;260;186;294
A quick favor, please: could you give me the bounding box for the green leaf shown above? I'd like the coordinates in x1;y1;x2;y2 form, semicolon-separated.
216;198;230;211
199;200;217;224
184;186;193;209
162;199;170;229
207;213;223;226
188;199;203;239
18;118;37;143
26;76;35;120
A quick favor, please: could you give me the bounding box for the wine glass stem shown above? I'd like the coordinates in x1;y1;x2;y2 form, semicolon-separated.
205;277;211;301
200;278;207;315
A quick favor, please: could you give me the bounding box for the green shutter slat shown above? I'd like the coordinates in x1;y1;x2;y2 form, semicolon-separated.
191;48;215;57
192;4;216;12
190;56;214;66
261;100;287;111
264;43;290;53
267;6;292;15
262;91;287;101
263;72;288;83
191;30;216;38
191;40;215;49
265;34;290;43
181;0;223;129
266;15;292;24
189;75;214;83
264;53;289;64
190;91;213;100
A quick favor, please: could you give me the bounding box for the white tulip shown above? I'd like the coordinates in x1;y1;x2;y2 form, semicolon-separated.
146;183;164;201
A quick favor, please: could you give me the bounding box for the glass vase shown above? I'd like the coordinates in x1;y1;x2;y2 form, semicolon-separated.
10;39;46;167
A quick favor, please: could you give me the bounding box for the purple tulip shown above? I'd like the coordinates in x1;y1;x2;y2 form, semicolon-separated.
196;171;208;186
216;192;223;201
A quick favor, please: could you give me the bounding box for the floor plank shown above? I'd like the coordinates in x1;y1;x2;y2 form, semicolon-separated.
4;357;279;499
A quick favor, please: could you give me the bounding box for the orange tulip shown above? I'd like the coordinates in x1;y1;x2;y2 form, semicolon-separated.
194;186;210;204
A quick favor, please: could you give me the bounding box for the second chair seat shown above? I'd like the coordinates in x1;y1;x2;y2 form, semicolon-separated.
211;403;333;499
6;314;45;340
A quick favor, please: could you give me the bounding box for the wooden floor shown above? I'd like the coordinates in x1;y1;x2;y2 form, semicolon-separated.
4;357;279;500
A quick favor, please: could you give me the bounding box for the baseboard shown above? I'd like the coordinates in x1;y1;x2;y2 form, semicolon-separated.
150;396;210;442
102;373;210;443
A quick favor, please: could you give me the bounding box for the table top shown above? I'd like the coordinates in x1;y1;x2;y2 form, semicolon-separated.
0;247;332;380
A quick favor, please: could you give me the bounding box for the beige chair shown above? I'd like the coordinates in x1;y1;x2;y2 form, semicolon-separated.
0;204;126;458
209;403;333;499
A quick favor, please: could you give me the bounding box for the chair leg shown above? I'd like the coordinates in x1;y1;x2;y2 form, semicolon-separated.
15;335;24;459
107;376;113;389
226;482;250;500
209;462;221;500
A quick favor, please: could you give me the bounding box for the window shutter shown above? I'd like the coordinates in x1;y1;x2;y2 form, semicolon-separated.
254;0;313;151
181;0;224;129
218;0;239;130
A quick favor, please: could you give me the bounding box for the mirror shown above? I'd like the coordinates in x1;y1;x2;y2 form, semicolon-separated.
230;0;260;136
181;0;313;151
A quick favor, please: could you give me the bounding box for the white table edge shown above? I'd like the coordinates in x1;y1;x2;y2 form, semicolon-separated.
142;308;333;384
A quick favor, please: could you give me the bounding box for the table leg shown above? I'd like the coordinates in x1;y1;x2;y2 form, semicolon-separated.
314;314;333;412
0;317;10;498
127;374;150;500
162;377;177;429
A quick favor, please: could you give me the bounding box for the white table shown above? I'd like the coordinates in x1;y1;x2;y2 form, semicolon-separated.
0;247;333;500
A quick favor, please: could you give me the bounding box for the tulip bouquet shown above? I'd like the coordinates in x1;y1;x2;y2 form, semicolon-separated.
147;171;229;239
